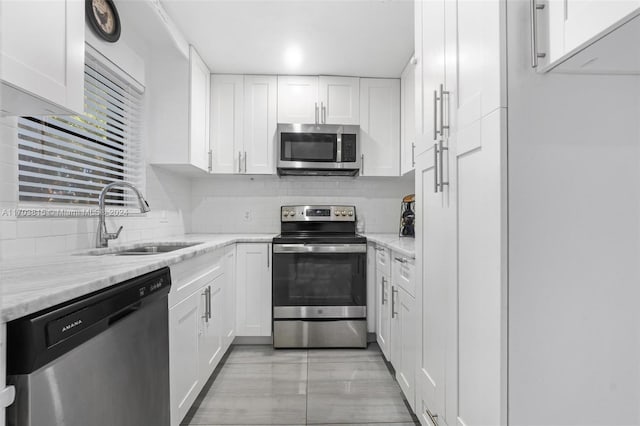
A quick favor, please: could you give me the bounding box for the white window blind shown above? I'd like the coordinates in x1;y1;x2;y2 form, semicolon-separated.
18;55;143;207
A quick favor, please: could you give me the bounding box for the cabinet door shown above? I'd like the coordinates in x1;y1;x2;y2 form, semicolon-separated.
397;287;416;411
189;46;211;172
455;110;505;426
414;0;425;147
0;0;84;116
222;246;237;349
236;243;272;336
199;278;224;384
418;0;445;155
455;0;504;129
564;1;640;54
401;60;416;175
243;75;277;174
390;284;401;368
359;78;401;177
415;144;452;426
169;291;201;426
210;74;243;173
277;76;318;124
376;271;391;361
318;76;359;125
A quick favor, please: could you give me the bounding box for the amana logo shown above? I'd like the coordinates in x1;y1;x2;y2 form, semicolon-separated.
62;319;83;333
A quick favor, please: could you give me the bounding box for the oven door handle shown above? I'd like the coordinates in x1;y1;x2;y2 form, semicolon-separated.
273;244;367;254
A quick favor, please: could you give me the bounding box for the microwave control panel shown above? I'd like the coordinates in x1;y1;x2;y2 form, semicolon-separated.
340;134;357;163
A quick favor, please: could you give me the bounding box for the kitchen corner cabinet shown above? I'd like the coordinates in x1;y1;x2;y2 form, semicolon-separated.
210;75;277;174
0;0;84;116
189;46;211;172
277;75;359;125
359;78;401;176
400;59;416;175
235;243;272;336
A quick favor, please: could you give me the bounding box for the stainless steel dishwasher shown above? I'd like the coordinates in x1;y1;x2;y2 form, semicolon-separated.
6;267;172;426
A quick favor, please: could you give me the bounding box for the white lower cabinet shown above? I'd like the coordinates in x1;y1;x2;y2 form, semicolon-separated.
235;243;272;337
168;248;237;426
372;243;416;407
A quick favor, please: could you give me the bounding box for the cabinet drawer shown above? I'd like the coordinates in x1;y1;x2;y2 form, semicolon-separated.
392;253;415;297
169;249;225;308
374;245;391;276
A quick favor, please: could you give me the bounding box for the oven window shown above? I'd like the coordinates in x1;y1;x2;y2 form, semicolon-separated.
281;133;337;162
273;252;366;306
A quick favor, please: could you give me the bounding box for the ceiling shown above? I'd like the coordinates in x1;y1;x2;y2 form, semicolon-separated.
159;0;414;78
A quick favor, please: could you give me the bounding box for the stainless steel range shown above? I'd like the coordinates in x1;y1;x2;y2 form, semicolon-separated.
272;205;367;348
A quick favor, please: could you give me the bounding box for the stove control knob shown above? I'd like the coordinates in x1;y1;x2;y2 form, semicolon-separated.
339;211;346;216
334;211;340;216
348;211;354;216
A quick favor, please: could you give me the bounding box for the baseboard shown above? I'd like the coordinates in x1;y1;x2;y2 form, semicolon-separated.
368;332;377;343
233;336;273;345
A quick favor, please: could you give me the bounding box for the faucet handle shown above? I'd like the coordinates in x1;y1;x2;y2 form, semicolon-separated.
105;226;124;241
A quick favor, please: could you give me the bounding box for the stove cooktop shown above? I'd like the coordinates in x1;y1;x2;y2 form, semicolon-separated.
272;233;367;244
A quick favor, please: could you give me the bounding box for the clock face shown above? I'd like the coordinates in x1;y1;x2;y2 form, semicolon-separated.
92;0;115;34
87;0;121;42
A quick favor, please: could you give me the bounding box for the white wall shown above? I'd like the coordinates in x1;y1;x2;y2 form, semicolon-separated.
507;2;640;424
191;174;415;234
0;18;192;261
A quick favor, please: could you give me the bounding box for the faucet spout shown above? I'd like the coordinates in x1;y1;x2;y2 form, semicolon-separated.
96;182;150;248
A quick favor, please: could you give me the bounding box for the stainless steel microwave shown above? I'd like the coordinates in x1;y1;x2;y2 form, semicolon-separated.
276;124;360;176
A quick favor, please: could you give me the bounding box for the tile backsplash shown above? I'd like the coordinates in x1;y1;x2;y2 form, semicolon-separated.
190;174;415;234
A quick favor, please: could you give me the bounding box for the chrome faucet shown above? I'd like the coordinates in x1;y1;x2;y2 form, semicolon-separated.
96;182;150;248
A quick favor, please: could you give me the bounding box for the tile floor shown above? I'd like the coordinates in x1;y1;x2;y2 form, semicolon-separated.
182;343;419;426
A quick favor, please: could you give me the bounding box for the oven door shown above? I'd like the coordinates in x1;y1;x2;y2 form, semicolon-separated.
272;243;366;319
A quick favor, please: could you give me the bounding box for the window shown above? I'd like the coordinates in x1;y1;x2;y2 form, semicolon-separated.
17;54;143;207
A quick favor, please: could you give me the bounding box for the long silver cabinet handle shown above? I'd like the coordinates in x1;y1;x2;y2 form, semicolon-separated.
202;287;210;322
208;150;213;172
439;84;450;134
433;143;439;193
433;90;439;140
207;286;212;319
439;140;449;189
321;102;326;123
411;143;416;168
530;0;546;68
238;151;242;173
391;286;398;318
394;257;408;263
361;154;364;175
315;102;319;125
244;151;247;173
381;276;386;305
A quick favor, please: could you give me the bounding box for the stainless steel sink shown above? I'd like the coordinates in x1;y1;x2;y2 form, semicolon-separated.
86;243;202;256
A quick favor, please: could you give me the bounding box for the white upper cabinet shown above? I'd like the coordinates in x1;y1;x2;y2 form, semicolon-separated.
210;75;244;174
400;59;416;175
359;78;401;177
189;46;211;172
534;0;640;72
243;75;277;174
0;0;84;116
278;75;360;125
277;76;319;124
210;74;276;175
318;76;359;125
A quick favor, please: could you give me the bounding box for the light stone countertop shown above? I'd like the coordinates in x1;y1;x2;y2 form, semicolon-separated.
0;234;275;323
363;233;416;259
1;232;415;323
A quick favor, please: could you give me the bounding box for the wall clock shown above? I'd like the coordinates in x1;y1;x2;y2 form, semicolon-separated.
86;0;121;43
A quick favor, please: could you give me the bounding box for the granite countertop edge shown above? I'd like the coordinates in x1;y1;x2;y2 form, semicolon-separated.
362;233;416;259
1;234;275;323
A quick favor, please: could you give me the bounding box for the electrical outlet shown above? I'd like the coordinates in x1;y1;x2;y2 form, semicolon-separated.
243;210;252;222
